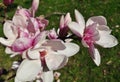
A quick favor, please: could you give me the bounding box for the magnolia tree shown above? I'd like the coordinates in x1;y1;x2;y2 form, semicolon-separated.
0;0;118;82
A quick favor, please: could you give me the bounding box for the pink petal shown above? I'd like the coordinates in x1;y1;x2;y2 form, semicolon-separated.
42;40;66;51
11;38;33;52
75;9;85;36
68;22;83;37
86;16;107;27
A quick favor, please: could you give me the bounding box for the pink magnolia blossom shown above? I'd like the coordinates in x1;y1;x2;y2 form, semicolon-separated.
3;0;14;6
59;13;71;38
15;32;79;82
68;9;118;66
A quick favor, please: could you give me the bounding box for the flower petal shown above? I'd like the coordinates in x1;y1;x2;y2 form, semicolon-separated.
92;48;101;66
3;20;17;39
41;71;54;82
68;22;83;37
0;37;14;46
22;48;40;60
45;52;68;70
15;59;42;82
96;35;118;48
75;9;85;36
42;40;66;51
57;43;80;57
97;25;111;35
86;16;107;27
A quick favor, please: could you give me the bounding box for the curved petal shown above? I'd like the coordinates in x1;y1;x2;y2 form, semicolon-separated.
86;16;107;27
15;59;42;82
97;25;111;35
42;40;66;51
41;71;54;82
92;48;101;66
57;43;80;57
45;52;68;70
0;37;14;46
68;22;83;37
96;35;118;48
3;20;17;39
75;9;85;35
23;48;40;60
13;14;27;28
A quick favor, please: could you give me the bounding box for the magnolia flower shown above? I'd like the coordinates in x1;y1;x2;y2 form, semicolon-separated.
15;32;80;82
48;28;58;39
0;0;48;57
68;9;118;66
3;0;14;6
58;13;71;39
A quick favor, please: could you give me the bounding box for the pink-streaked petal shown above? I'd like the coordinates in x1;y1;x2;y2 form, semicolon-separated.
13;14;27;28
68;22;83;37
60;15;64;29
96;35;118;48
31;0;39;12
41;71;54;82
75;9;85;34
64;13;72;25
81;39;89;47
11;37;33;52
86;16;107;27
48;28;58;39
3;20;17;39
42;40;66;51
15;59;42;82
57;43;80;57
45;52;68;70
27;17;39;33
33;32;47;48
92;48;101;66
0;37;14;46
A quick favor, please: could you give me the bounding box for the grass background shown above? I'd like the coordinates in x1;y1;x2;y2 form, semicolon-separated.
0;0;120;82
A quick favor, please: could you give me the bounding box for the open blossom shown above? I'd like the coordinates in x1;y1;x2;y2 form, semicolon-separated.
48;13;72;40
3;0;14;6
0;0;48;57
68;9;118;66
15;32;80;82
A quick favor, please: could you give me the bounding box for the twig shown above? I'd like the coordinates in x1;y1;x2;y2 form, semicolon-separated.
45;12;66;18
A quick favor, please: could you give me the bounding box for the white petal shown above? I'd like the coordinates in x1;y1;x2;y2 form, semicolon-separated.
3;20;17;39
42;40;66;51
68;22;83;37
25;48;40;59
41;71;54;82
0;37;14;46
97;25;111;35
57;43;80;57
86;16;107;27
15;59;42;82
92;48;101;66
75;9;85;35
45;52;68;70
96;35;118;48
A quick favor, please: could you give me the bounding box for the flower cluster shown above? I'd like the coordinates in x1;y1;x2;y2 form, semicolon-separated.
0;0;118;82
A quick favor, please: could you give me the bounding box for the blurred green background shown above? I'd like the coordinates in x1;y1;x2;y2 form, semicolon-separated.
0;0;120;82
